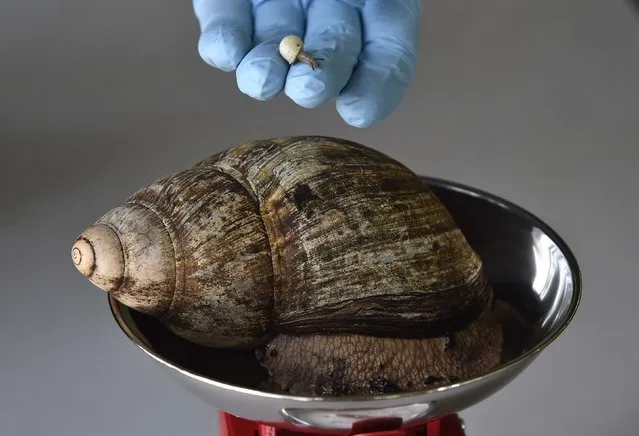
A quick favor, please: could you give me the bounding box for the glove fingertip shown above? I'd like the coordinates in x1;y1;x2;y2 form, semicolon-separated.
284;73;332;109
336;95;381;128
237;57;287;101
198;25;252;72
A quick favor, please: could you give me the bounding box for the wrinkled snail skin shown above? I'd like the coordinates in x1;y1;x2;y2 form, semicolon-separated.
260;295;503;396
72;135;503;394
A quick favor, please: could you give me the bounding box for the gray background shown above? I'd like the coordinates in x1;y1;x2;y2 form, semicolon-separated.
1;0;638;435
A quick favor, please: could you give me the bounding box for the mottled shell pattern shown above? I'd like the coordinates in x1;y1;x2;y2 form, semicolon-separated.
71;136;505;396
72;136;493;348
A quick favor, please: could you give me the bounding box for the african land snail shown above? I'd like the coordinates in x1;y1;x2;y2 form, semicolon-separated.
71;136;504;396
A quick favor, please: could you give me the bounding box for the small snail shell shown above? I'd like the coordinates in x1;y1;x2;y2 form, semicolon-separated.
279;35;303;64
278;34;322;70
72;136;504;395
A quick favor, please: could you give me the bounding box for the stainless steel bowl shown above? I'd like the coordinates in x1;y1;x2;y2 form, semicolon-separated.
108;176;582;431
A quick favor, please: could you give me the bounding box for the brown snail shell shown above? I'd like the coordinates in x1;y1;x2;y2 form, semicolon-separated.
71;136;503;395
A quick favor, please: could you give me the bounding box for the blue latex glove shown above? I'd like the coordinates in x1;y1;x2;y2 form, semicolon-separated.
193;0;422;128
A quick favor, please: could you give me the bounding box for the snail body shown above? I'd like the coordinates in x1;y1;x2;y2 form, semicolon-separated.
72;136;503;396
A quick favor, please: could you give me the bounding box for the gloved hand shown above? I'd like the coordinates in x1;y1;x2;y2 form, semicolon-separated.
193;0;422;128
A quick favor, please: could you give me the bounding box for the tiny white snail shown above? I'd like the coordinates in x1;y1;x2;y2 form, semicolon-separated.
278;34;323;70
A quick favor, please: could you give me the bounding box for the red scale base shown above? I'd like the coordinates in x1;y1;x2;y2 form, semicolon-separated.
219;412;466;436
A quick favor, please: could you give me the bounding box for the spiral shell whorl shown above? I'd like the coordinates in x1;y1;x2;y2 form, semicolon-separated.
120;167;276;349
71;224;124;292
74;203;177;316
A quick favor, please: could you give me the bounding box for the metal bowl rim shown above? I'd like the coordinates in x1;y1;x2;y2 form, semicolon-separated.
108;175;582;404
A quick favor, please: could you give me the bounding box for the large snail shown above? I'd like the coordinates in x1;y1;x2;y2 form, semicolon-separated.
71;136;505;396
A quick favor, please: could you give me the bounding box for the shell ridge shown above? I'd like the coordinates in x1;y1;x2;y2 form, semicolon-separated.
125;199;183;318
275;270;491;338
93;220;127;293
197;162;259;205
195;160;279;325
203;137;490;337
171;168;252;256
